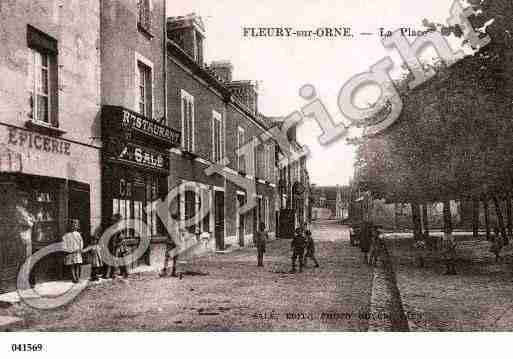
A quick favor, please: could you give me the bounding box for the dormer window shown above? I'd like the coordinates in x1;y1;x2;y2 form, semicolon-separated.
137;0;152;34
194;33;204;64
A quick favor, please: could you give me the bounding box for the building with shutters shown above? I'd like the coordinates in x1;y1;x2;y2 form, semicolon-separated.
166;13;279;252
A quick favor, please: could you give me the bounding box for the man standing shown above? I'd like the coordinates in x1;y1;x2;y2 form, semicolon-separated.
291;227;306;273
255;222;268;267
303;223;319;268
359;221;372;264
160;230;179;277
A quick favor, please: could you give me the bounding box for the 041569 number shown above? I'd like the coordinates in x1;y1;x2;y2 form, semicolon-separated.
11;344;44;352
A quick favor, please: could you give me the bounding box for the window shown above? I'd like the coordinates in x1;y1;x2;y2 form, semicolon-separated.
237;127;245;173
112;173;162;238
195;34;204;64
181;90;195;152
178;182;210;234
137;0;151;31
27;25;58;127
137;61;153;118
255;144;262;179
212;110;223;163
264;143;273;181
264;197;270;229
28;48;51;124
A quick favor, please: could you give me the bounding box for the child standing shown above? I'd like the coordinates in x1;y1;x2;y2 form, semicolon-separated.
82;236;103;281
62;219;84;283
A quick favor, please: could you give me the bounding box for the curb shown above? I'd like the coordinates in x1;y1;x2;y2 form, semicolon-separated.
367;243;409;332
0;316;24;331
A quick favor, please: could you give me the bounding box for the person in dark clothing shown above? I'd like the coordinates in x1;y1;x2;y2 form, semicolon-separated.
105;214;129;279
490;227;503;263
255;222;268;267
303;223;319;268
291;227;306;273
368;225;383;267
160;229;179;277
359;221;372;264
443;232;457;275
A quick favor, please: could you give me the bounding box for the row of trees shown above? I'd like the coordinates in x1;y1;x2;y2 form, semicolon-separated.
350;0;513;240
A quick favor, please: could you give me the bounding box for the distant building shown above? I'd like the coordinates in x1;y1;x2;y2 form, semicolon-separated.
311;185;350;220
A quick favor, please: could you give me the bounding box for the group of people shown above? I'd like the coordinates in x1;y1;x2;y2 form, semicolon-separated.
290;223;320;272
63;217;322;283
62;214;131;283
253;222;319;273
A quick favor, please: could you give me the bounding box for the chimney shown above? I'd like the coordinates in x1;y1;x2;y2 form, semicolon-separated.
209;61;233;83
167;13;206;64
227;80;258;115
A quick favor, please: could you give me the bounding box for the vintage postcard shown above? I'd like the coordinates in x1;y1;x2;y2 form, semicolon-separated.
0;0;512;356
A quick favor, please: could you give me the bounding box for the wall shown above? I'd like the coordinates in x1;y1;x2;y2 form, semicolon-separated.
101;0;165;120
0;0;102;233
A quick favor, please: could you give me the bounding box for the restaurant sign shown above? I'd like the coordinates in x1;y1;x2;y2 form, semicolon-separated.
104;138;169;172
102;106;180;148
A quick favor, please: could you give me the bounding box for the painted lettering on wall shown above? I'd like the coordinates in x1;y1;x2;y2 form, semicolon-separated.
7;127;71;155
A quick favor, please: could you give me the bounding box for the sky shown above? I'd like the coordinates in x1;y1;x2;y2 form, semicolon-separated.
166;0;465;186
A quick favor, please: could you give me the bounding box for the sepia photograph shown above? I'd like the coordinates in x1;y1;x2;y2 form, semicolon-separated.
0;0;512;356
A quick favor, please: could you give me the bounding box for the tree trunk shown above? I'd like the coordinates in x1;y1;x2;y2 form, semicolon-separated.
422;203;429;236
484;199;490;241
507;195;512;236
443;200;452;234
472;199;479;238
492;196;508;244
411;202;422;241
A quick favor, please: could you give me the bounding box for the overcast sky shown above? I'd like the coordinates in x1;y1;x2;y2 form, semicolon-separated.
167;0;465;186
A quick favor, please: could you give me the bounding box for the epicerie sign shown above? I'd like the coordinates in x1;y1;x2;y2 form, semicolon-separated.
7;127;71;155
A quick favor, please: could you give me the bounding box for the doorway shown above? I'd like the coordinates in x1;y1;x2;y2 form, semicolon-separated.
68;181;91;244
237;194;245;247
214;190;225;250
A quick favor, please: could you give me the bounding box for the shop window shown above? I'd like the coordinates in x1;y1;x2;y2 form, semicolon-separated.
212;110;223;163
30;186;59;245
112;173;162;238
181;90;195;153
27;25;58;127
137;61;153;119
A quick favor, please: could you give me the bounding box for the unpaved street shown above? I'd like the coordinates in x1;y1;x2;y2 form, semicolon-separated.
7;221;374;331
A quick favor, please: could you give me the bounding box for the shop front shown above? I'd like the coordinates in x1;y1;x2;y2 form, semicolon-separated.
101;106;180;269
0;124;101;293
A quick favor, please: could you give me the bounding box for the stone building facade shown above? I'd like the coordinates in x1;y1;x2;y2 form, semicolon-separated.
0;0;102;292
100;0;181;268
0;3;309;293
166;14;278;253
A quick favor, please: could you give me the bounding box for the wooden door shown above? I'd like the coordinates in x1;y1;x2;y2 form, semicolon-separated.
214;190;225;250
